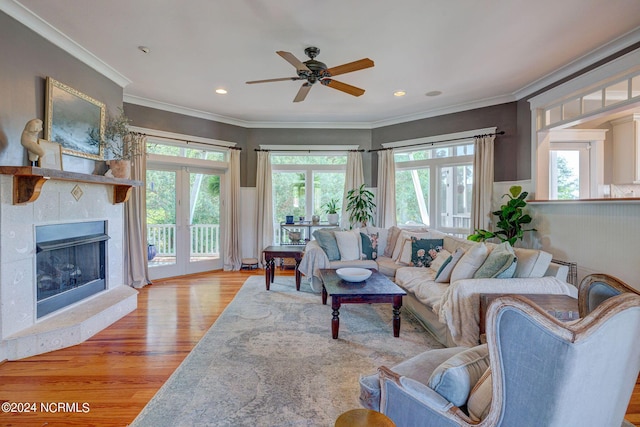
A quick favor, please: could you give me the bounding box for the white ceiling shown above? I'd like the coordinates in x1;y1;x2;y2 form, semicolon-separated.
7;0;640;127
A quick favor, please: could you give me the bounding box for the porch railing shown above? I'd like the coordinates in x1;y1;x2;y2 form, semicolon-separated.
147;224;220;256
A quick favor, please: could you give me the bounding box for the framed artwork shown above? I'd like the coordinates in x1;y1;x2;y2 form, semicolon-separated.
37;139;63;170
44;76;105;160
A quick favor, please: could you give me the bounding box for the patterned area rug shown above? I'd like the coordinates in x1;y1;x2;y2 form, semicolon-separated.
130;275;442;427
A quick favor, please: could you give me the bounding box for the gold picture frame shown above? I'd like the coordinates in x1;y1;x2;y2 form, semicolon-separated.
44;77;105;160
37;139;63;170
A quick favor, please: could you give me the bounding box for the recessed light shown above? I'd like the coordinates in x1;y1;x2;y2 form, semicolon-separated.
425;90;442;97
215;88;228;95
394;90;406;97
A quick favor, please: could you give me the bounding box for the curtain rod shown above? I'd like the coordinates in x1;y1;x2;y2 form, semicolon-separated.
368;131;505;153
131;131;242;150
254;148;365;153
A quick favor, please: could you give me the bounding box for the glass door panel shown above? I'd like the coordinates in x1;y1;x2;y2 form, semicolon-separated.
146;169;178;278
188;171;222;270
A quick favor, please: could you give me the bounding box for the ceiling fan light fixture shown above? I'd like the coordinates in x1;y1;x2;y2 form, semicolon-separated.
394;90;406;97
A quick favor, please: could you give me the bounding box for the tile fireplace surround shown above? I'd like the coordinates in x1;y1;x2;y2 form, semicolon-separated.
0;172;138;361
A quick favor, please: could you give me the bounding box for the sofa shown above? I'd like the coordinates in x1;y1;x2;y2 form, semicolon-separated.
299;225;576;347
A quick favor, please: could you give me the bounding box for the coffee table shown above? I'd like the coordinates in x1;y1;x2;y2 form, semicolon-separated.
319;269;406;339
262;246;304;291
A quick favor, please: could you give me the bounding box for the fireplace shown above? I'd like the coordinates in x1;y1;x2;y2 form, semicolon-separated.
36;221;108;318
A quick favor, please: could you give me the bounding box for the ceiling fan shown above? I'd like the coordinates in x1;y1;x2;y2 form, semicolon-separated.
246;47;374;102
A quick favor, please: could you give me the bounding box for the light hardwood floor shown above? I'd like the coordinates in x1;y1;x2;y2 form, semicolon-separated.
0;269;637;426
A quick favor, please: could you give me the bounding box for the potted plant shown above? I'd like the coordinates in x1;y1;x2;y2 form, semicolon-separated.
345;184;376;228
467;185;536;246
101;108;142;179
323;198;340;225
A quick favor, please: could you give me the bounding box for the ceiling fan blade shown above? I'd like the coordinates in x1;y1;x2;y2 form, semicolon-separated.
321;79;365;97
277;51;311;71
293;83;312;102
246;77;301;84
325;58;374;77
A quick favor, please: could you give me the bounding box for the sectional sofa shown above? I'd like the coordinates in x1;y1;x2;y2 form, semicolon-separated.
299;226;576;347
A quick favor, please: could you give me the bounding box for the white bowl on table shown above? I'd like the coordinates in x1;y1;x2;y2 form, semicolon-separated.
336;268;372;283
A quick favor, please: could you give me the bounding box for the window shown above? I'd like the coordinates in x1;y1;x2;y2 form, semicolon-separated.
271;153;346;242
394;143;474;234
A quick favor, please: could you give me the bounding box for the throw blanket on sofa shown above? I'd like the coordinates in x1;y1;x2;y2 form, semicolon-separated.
434;276;578;347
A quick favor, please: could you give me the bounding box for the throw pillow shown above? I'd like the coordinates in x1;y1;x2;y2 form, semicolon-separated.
429;249;452;274
384;226;402;258
512;248;552;278
428;344;490;407
360;232;379;260
450;243;489;283
312;229;340;261
364;226;388;258
410;238;443;267
467;368;493;421
392;231;433;262
435;248;465;283
334;230;360;261
473;242;517;279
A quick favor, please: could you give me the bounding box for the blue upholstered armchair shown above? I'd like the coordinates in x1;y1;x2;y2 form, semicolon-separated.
361;290;640;427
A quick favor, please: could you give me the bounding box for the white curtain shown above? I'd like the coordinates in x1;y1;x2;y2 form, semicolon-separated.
125;134;151;288
256;151;273;266
376;149;397;229
223;149;242;270
471;134;495;232
341;151;365;229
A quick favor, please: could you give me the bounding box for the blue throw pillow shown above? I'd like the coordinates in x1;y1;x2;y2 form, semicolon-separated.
410;238;443;267
360;232;379;260
312;229;340;261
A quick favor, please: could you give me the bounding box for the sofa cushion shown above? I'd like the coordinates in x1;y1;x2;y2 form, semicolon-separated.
427;344;490;407
384;226;403;258
467;368;492;421
513;248;552;278
364;226;388;259
334;230;360;261
474;242;517;279
360;232;379;260
450;243;489;283
435;248;465;283
312;229;341;261
376;256;401;278
429;249;451;274
410;238;443;267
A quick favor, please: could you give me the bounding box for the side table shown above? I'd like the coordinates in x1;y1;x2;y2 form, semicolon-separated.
262;245;304;291
479;293;579;335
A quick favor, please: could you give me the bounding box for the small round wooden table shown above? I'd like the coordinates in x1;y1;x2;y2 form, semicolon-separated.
335;409;395;427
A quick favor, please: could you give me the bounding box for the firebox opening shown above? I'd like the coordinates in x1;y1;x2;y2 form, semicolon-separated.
36;221;108;318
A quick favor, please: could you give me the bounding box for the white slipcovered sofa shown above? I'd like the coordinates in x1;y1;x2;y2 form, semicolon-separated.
299;226;576;347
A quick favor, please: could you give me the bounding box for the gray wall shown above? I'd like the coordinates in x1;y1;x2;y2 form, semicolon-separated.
0;11;123;174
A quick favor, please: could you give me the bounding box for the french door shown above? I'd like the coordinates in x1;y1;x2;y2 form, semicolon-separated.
146;164;224;279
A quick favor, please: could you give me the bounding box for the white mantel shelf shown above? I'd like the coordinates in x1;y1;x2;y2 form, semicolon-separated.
0;166;143;205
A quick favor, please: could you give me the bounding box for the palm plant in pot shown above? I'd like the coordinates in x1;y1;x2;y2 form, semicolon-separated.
346;184;376;228
467;185;535;246
100;108;142;179
323;198;340;225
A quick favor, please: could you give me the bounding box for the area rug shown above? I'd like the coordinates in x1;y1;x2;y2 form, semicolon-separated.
130;275;443;427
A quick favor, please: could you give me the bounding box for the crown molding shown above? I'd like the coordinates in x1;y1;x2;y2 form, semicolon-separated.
0;0;131;88
514;26;640;101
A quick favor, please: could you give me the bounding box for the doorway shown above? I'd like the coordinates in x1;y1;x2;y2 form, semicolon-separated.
146;164;224;279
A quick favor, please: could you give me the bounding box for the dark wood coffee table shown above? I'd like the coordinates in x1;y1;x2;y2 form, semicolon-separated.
479;293;579;335
319;269;407;339
262;245;304;291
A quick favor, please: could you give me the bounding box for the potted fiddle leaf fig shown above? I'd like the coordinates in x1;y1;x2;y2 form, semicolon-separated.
467;185;536;246
323;198;340;225
346;183;376;228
